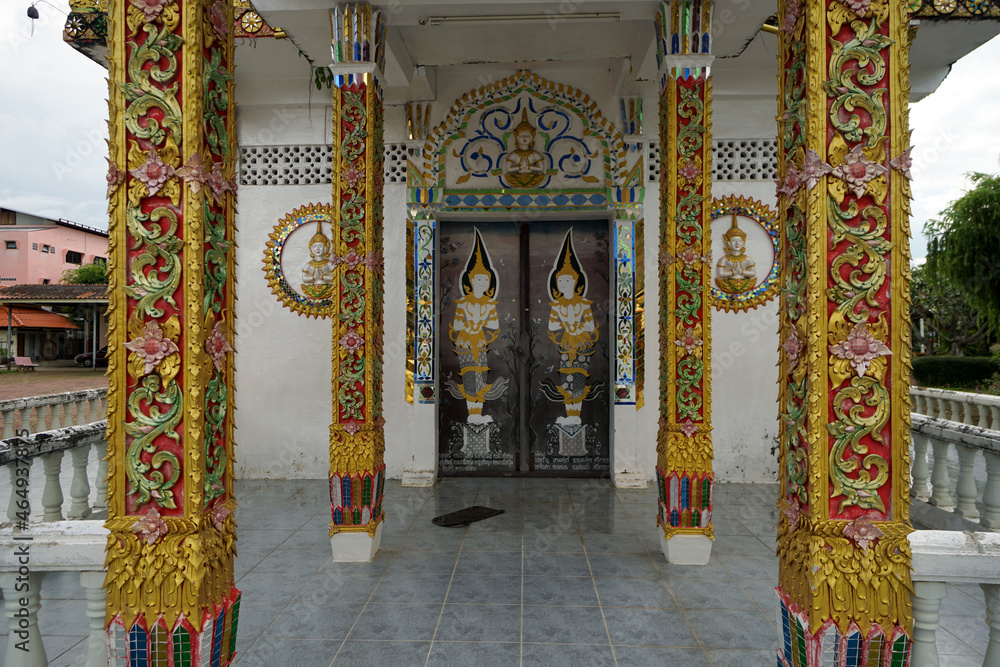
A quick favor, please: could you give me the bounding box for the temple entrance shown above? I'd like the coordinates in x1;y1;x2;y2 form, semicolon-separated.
437;218;612;476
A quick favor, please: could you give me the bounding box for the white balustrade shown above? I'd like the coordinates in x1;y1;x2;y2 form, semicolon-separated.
910;530;1000;666
0;422;107;524
0;389;107;439
0;521;108;667
912;386;1000;430
911;415;1000;529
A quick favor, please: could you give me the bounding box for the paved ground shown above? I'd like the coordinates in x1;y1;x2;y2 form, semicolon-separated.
4;479;985;667
0;367;107;401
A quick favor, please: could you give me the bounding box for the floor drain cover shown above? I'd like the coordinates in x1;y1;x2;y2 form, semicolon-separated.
432;506;505;527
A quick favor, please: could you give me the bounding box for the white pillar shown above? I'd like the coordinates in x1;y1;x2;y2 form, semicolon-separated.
911;432;931;502
0;571;48;667
79;571;107;667
953;446;980;520
911;581;946;667
40;451;65;521
982;450;1000;529
929;440;953;510
67;445;93;519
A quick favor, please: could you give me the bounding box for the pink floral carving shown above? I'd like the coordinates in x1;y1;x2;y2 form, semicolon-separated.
801;150;832;191
341;249;362;269
781;328;803;365
339;328;365;355
778;498;801;530
839;0;872;18
205;320;233;373
106;158;125;198
676;246;705;268
207;0;230;39
679;419;698;438
208;161;236;200
679;160;700;183
131;508;168;546
843;516;883;550
889;146;913;180
659;252;677;270
210;503;232;531
830;322;892;378
342;420;361;435
124;321;179;375
363;250;383;272
175;153;210;194
674;328;704;356
131;0;171;22
776;165;801;199
129;150;175;197
831;144;888;198
343;166;364;189
781;0;800;33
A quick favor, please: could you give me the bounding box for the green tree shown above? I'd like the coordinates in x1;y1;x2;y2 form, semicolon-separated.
60;261;108;284
911;264;993;356
925;172;1000;332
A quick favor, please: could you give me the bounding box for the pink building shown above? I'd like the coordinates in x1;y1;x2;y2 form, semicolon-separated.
0;206;109;285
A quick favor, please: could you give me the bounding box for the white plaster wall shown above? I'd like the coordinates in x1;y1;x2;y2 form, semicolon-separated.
233;105;334;478
230;69;784;484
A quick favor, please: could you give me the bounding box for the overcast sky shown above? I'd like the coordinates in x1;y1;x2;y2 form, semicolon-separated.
1;1;998;261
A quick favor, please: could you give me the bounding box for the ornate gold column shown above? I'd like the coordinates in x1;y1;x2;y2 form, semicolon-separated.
104;0;239;663
654;0;715;565
327;3;387;560
775;0;914;661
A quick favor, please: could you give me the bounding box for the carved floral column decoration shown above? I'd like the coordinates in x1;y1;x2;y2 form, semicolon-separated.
104;0;239;663
654;0;716;561
776;0;914;660
327;3;388;549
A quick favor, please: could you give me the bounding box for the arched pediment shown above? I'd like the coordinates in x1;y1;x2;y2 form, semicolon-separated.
415;70;626;191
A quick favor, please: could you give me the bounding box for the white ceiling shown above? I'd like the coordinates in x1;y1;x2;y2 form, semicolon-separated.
243;0;1000;105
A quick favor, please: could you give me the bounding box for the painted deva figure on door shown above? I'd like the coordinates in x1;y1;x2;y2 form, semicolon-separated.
446;229;509;424
548;228;597;426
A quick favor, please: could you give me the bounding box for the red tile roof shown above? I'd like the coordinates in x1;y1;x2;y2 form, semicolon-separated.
0;284;107;302
5;306;80;330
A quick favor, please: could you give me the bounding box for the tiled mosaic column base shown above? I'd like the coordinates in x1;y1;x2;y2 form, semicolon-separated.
778;590;911;667
656;467;713;565
108;588;241;667
330;465;385;561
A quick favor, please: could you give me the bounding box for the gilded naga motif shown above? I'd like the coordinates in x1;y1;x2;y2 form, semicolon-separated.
714;214;756;294
548;229;598;426
446;229;509;423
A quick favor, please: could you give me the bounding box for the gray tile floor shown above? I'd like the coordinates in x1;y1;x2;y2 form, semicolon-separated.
6;478;989;666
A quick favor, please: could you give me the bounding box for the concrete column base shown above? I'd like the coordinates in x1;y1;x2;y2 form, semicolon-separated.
402;470;436;487
612;471;648;489
330;522;383;562
660;532;713;565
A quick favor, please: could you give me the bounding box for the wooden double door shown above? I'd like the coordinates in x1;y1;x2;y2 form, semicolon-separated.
438;219;611;476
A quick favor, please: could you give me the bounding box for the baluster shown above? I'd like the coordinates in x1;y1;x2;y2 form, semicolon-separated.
71;399;83;426
0;571;48;667
916;393;926;414
40;451;65;521
911;432;931;502
1;408;14;439
949;399;964;424
954;445;980;520
982;450;1000;529
991;405;1000;431
7;458;31;522
94;439;108;511
50;402;64;430
982;584;1000;667
80;571;107;667
976;403;990;429
929;439;953;510
16;407;31;435
67;445;92;519
911;581;946;667
87;397;100;423
933;396;945;419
